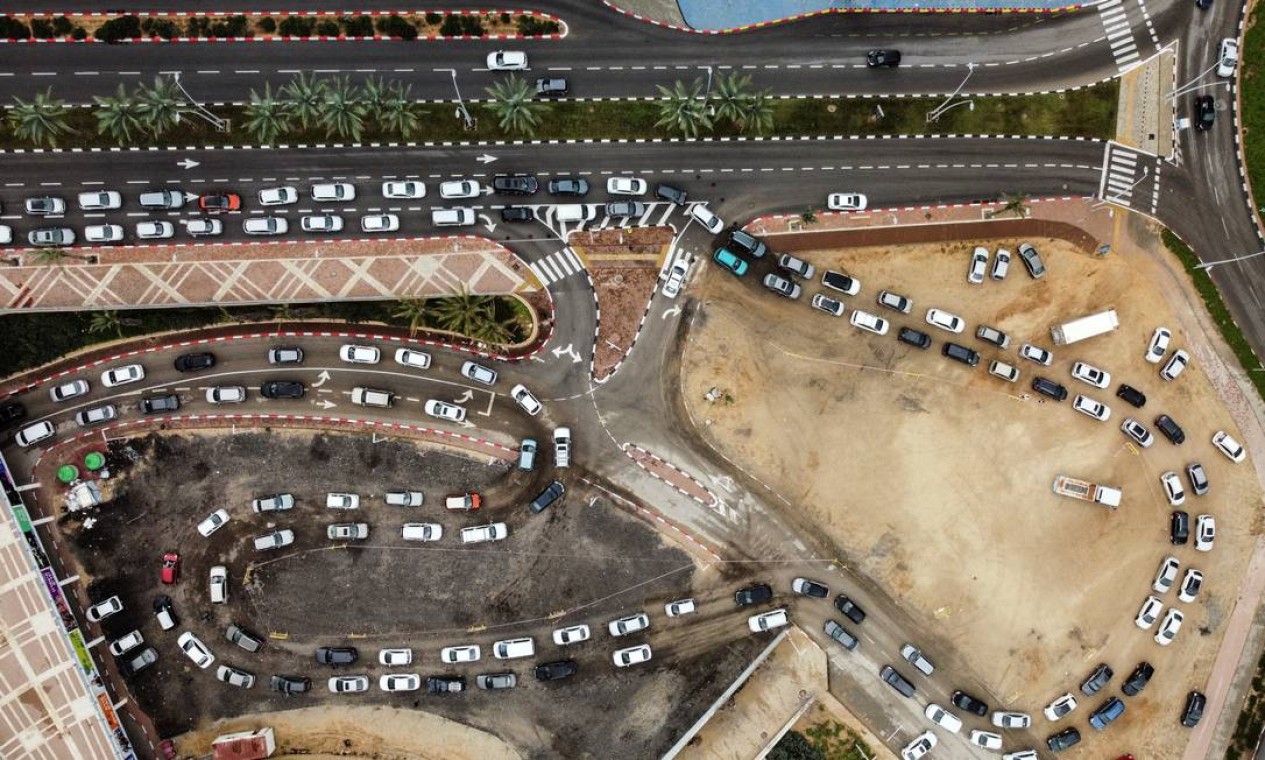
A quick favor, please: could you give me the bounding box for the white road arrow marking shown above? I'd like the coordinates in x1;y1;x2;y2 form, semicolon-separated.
178;159;199;170
460;420;475;428
317;400;337;409
454;390;473;404
551;344;581;364
311;370;331;388
479;214;497;233
476;154;498;164
662;305;682;320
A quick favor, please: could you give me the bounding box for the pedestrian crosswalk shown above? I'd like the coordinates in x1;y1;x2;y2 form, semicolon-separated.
536;201;682;239
1097;0;1140;71
1099;142;1156;209
528;246;585;287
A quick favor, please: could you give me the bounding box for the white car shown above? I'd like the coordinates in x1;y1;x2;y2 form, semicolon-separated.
109;630;144;656
1043;693;1077;722
1160;470;1186;506
440;645;481;664
327;523;369;540
925;308;964;333
1155;608;1184;645
380;673;421;692
361;214;399;233
991;711;1030;729
608;613;650;637
102;364;145;389
1217;37;1240;78
689;204;724;234
459;523;507;544
665;598;697;617
178;631;215;669
850;309;889;336
15;420;55;448
487;50;528;70
217;665;255;689
136;220;175;239
258;186;298;206
510;384;542;416
1019;343;1053;365
401;523;442;541
925;703;963;733
827;192;868;211
661;259;689;299
1121;417;1155;448
1153;555;1180;594
1146;326;1171;363
383;180;426;198
1178;568;1203;603
86;596;123;622
206;386;246;404
301;214;344;233
379;648;413;666
79;190;123;210
612;644;652;667
50;379;90;402
311;182;356;202
553;624;592;645
1072;394;1110;422
991;248;1010;279
1213;430;1246;462
329;675;369;693
900;731;937;760
1161;349;1190;381
967;246;988;284
1195;515;1216;551
1070;361;1111;389
187;219;223;237
607;177;647;196
970;730;1003;750
85;224;125;243
326;493;360;509
811;293;845;317
339;344;381;364
75;404;118;427
209;565;228;603
385;491;424;507
394;348;431;369
747;608;790;633
0;225;10;244
440;180;481;199
424;399;467;423
461;361;498;385
197;508;231;537
243;217;288;236
1134;595;1163;629
1002;753;1038;760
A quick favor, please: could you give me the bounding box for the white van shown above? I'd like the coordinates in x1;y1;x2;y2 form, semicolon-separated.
350;387;395;408
493;637;535;660
401;523;442;542
556;204;596;223
432;207;476;227
460;523;507;544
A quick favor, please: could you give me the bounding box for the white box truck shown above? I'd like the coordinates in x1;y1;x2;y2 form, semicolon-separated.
1050;309;1119;345
1052;475;1122;509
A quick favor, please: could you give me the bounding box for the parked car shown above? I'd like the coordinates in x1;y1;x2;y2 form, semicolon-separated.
1154;608;1184;646
713;247;749;276
898;327;932;350
613;644;653;667
811;293;845;317
174;352;216;372
315;647;359;666
271;674;312;694
1213;430;1246;462
991;248;1011;279
1160;471;1186;506
877;290;913;314
925;308;964;333
533;660;578;681
833;594;866;624
85;224;125;242
827;193;868;211
1121;661;1154;696
1080;663;1113;696
424;399;467;423
1178;568;1204;603
1116;384;1146;407
139;394;180;414
529;480;565;514
440;647;481;668
1089;697;1126;730
160;552;179;584
1172;510;1190;544
1195;514;1216;551
217;665;256;689
1187;463;1210;495
87;595;123;622
778;253;815;279
1043;693;1078;722
1071;361;1111;388
1016;243;1046;278
226;624;264;653
1156;414;1185;444
178;631;215;669
1146;327;1172;363
900;732;935;760
900;644;935;676
607;177;647;196
791;577;829;598
824;620;859;650
735;584;773;606
109;630;145;656
822;270;860;295
967;247;988;284
510;384;542;415
665;598;697;617
952;690;989;717
1046;727;1081;752
850;309;889;336
975;324;1010;349
1182;690;1206;727
197;508;231;537
608;613;650;637
763;273;802;300
1153;555;1180;593
552;625;591;646
748;608;790;632
1121;418;1155;448
1161;349;1190;381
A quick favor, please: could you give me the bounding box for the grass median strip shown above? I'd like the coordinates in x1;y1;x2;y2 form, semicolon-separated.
1238;6;1265;223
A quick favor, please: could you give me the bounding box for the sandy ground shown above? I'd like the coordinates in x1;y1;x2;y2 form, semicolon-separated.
681;234;1263;757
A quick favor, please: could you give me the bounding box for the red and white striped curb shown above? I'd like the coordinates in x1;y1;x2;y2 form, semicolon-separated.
580;477;724;562
624;444;719;509
7;232;516;255
754;194;1091;226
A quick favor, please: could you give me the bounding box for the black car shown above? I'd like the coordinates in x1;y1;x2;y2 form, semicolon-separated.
655;183;688;206
261;381;306;399
821;270;859;294
1032;376;1068;401
547;177;589;197
1080;663;1113;696
501;206;534;222
0;402;27;424
427;675;466;693
866;49;901;68
951;690;989;717
174;352;216;372
1156;414;1185;444
1121;661;1154;696
1182;690;1206;727
792;578;829;598
226;623;264;652
533;659;578;681
833;594;866;624
529;480;565;514
879;665;915;697
1196;95;1216;130
492;174;539;195
535;77;569;97
1116;384;1146;407
1171;510;1190;544
735;583;773;606
898;327;932;350
943;342;980;367
139;394;180;414
1196;0;1212;8
1046;727;1081;752
315;646;358;666
270;674;311;694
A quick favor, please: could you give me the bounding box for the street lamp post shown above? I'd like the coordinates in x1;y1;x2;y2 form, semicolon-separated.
926;63;976;123
437;68;475;130
171;72;228;132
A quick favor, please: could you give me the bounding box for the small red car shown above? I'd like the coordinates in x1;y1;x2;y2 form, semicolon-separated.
160;552;179;585
198;193;241;212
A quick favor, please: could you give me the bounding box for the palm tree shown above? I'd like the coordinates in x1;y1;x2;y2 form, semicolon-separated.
280;72;326;130
7;88;73;147
393;298;431;336
269;302;294;322
994;192;1030;219
359;76;388;113
654;79;712;139
470;315;514;347
709;71;752;126
433;290;497;338
378;81;421;139
28;247;86;265
134;76;186;137
484;75;545;137
739;91;775;135
87;310;123;338
317;76;367;141
800;207;818;225
243;83;291;145
93;84;144;146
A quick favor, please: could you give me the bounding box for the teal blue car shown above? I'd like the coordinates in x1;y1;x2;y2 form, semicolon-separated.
713;247;749;276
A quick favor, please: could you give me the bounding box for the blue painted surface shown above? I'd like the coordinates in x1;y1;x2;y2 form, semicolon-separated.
677;0;1076;29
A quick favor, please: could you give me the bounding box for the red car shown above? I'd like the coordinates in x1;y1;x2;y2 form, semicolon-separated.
161;552;179;584
198;193;241;212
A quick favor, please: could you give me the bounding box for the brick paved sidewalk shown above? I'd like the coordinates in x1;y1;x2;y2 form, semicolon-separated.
1;236;537;311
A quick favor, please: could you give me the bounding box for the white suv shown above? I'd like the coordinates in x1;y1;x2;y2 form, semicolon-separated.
925;308;964;333
311;182;356;202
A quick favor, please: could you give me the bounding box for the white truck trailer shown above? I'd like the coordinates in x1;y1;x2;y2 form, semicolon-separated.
1052;475;1122;509
1050;309;1120;346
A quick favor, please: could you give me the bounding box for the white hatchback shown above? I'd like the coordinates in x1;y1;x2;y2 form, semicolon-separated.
553;624;591;645
85;224;125;243
136;221;175;239
1019;343;1054;366
383;180;425;198
967;246;988;284
849;309;888;335
665;598;697;617
607;177;647;196
311;182;355;202
689;204;724;234
925;308;964;334
243;217;288;236
1154;608;1184;645
1213;430;1246;462
1146;326;1171;363
487;50;528;70
361;214;399;233
1135;595;1163;629
394;348;431;369
510;384;542;416
258;186;298;206
339;344;381;364
827;193;868;211
1153;555;1180;593
102;364;145;387
206;386;246;404
440;180;481;199
1160;470;1186;506
178;631;215;669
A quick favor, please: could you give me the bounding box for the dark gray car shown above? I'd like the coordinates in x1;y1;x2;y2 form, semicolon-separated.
226;623;264;652
1080;663;1113;695
477;672;518;690
605;201;646;218
529;480;565;514
879;665;915;697
823;620;858;651
315;646;358;666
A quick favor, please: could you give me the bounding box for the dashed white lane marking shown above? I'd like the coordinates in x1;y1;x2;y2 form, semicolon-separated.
1097;0;1140;70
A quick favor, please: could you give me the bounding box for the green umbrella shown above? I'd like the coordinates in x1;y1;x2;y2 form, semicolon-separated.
57;465;79;483
84;452;105;471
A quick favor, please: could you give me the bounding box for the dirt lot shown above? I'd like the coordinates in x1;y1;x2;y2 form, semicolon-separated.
681;234;1263;758
60;430;770;758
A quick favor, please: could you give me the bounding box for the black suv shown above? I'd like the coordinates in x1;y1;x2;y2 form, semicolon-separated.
427;675;466;693
0;402;27;425
1182;690;1206;727
898;327;932;350
492;174;539;195
728;229;767;259
261;380;306;399
1196;95;1216;131
1032;376;1068;401
174;352;216;372
1121;661;1154;696
655;183;687;206
866;49;901;68
1080;663;1113;695
533;659;578;681
1116;384;1146;408
1156;414;1185;444
529;480;565;514
315;646;358;666
735;583;773;606
821;271;859;294
535;77;569;97
1171;510;1190;544
1046;727;1081;752
501;206;534;223
139;394;180;414
547;177;589;197
270;674;311;694
879;665;915;697
951;690;989;717
943;342;980;367
833;594;866;624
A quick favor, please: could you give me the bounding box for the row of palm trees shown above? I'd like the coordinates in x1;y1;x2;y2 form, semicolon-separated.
243;73;426;143
5;79;191;147
655;72;775;138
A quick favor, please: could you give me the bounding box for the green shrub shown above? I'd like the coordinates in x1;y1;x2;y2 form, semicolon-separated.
500;12;511;23
71;27;87;41
278;17;314;36
30;19;55;39
52;16;73;36
316;20;339;36
258;17;276;33
185;17;206;36
460;15;485;36
226;15;249;36
341;15;374;36
95;15;141;43
377;14;417;40
0;17;31;39
767;732;824;760
425;12;442;25
518;15;560;35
